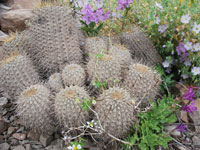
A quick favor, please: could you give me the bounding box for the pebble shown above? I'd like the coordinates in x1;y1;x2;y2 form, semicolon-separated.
25;144;31;150
0;135;4;144
0;143;10;150
39;134;53;147
13;133;26;140
16;127;25;133
8;127;17;135
193;136;200;148
10;138;19;146
165;125;181;137
0;97;8;107
13;145;26;150
0;119;8;134
27;130;40;141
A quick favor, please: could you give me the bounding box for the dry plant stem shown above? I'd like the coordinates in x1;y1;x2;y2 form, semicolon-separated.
169;135;191;150
86;104;132;145
135;84;153;109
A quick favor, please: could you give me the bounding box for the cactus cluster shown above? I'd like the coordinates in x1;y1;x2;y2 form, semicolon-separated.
0;4;162;146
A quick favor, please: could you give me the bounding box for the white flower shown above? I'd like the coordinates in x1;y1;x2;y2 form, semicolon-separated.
95;0;103;8
74;0;89;8
181;14;191;24
92;100;96;105
192;23;200;34
158;24;168;33
193;43;200;51
184;61;191;66
112;12;121;18
192;67;200;75
68;144;82;150
184;41;192;51
87;120;95;128
67;146;73;150
63;136;67;141
155;2;163;10
181;74;189;79
154;17;160;24
77;144;82;149
162;60;170;68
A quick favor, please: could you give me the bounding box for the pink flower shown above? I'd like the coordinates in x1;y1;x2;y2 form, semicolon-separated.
182;102;197;114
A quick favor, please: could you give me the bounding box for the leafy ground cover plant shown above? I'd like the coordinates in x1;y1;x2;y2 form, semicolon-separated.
122;95;177;150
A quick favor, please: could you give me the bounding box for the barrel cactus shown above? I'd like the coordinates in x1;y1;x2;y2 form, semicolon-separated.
85;37;107;59
62;64;86;87
87;54;122;88
48;73;63;93
123;63;161;107
0;52;39;99
121;27;162;65
109;44;132;67
94;87;136;142
54;85;90;130
17;84;54;134
25;6;82;74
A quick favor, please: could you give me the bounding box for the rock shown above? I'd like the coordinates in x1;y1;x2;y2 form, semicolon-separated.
9;138;19;146
90;148;101;150
25;144;31;150
193;136;200;148
177;146;187;150
0;9;33;32
15;119;24;126
16;127;24;133
0;119;8;134
0;135;4;144
0;143;10;150
189;99;200;133
8;127;17;135
13;145;26;150
46;139;64;150
40;134;53;147
13;133;26;140
0;46;3;61
165;125;181;137
8;0;41;10
27;130;40;141
0;31;9;46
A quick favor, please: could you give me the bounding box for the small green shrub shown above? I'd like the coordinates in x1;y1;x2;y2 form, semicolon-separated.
122;95;177;150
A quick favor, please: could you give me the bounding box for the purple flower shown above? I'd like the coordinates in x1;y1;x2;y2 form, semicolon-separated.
183;87;195;101
182;102;197;114
175;123;188;132
81;4;110;25
81;4;95;24
117;0;133;10
176;42;186;55
158;24;168;33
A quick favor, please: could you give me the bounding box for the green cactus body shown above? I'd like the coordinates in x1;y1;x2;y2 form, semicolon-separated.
17;84;54;134
0;53;39;99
